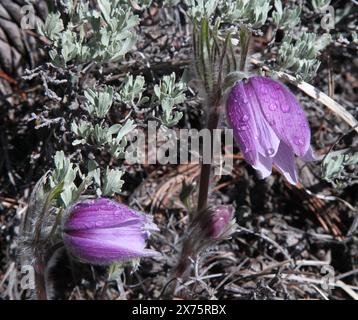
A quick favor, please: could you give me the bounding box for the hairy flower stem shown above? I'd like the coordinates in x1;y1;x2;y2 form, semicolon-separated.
172;91;222;283
172;21;250;292
197;91;222;214
239;26;251;72
34;258;47;300
197;27;251;213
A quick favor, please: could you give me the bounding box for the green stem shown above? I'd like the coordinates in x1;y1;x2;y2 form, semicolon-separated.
239;26;251;71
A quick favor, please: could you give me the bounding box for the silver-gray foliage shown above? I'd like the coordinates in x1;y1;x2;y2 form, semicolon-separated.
39;0;139;65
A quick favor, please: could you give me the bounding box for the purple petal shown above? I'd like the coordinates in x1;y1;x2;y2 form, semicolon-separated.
273;142;298;185
301;146;317;162
250;76;311;157
226;80;281;167
245;82;281;158
64;198;144;231
253;153;273;179
64;225;158;264
210;205;235;238
226;81;259;166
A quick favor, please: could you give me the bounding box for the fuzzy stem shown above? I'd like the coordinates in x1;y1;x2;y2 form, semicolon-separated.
197;92;221;213
35;272;47;300
34;256;48;300
239;26;251;71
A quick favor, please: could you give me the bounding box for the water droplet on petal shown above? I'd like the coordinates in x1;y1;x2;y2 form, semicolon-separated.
269;104;277;111
280;104;290;113
294;137;305;146
238;125;247;131
241;114;249;122
266;148;275;156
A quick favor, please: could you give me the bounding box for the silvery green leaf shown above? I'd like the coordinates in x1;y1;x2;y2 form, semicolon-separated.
322;148;358;187
108;139;127;159
38;12;64;42
98;0;112;25
61;30;79;63
44;0;139;65
274;0;283;16
84;86;114;118
102;168;124;196
164;0;181;5
272;1;301;30
316;33;332;52
109;34;138;61
100;29;110;47
311;0;331;10
154;73;186;127
223;0;271;28
162;110;183;127
275;32;331;81
186;0;219;21
71;120;92;144
87;160;101;187
118;75;147;107
108;124;123;135
92;123;110;146
153;85;161;100
130;0;153;10
60;187;75;208
108;120;135;158
50;151;79;207
115;119;136;142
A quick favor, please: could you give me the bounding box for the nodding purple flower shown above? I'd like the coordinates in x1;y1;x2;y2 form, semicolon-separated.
209;205;237;239
226;76;316;184
62;198;159;265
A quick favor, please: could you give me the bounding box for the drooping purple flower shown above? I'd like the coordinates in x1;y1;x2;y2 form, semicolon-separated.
62;197;159;265
209;205;237;239
226;76;316;184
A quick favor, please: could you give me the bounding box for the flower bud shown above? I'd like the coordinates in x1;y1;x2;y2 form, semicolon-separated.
62;197;159;265
209;205;237;239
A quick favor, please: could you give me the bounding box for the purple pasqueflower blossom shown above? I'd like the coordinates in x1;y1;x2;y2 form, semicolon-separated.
226;76;316;184
62;197;159;265
209;205;237;239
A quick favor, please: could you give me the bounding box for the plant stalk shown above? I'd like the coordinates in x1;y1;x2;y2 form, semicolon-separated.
197;90;222;214
239;26;251;71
